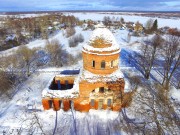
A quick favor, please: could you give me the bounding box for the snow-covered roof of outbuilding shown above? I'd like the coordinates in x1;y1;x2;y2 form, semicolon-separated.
83;23;120;52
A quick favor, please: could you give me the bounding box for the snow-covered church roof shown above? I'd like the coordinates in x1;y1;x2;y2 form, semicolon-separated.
83;23;120;52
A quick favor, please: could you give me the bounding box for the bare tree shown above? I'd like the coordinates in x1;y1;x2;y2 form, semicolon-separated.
0;54;20;97
0;70;14;96
128;75;141;91
139;34;163;79
17;46;38;77
127;33;131;43
127;82;180;135
66;27;76;38
120;17;125;24
144;18;154;34
111;16;116;24
161;35;180;88
145;18;153;30
45;39;63;67
103;16;111;27
18;112;47;135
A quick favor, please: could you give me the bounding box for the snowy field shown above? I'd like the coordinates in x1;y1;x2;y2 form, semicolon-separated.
0;12;180;134
64;12;180;29
0;13;49;18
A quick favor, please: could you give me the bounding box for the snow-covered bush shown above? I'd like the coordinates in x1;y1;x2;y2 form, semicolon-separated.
76;34;84;43
68;37;78;47
68;34;84;47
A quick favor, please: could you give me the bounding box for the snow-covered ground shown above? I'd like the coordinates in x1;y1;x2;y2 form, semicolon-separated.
0;13;49;18
0;71;124;135
64;12;180;29
0;12;179;134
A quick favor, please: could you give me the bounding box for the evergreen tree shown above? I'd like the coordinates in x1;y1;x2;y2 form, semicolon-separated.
152;19;158;31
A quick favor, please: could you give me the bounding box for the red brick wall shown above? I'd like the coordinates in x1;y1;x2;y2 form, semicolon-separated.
55;76;75;84
53;99;61;111
82;51;119;75
79;79;125;98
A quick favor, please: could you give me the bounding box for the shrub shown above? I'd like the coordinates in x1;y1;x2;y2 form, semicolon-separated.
76;34;84;43
68;37;78;47
68;34;84;47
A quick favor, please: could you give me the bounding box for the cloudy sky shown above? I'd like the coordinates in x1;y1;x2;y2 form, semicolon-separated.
0;0;180;11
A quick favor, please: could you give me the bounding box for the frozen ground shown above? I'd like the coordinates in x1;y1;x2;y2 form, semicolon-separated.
0;13;49;18
0;12;179;134
64;12;180;29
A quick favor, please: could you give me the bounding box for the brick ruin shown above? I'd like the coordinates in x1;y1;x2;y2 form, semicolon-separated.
42;24;127;112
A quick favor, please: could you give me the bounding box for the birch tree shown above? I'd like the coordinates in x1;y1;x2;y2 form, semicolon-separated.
139;34;163;79
161;35;180;88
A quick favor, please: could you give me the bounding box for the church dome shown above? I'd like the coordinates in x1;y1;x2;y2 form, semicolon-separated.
83;24;120;53
82;23;121;75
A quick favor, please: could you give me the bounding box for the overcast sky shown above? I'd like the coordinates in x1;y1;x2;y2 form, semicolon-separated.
0;0;180;11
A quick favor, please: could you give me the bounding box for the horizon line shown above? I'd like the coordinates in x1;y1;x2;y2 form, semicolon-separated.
0;10;180;14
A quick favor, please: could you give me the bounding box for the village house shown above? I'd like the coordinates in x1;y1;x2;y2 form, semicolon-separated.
42;24;129;112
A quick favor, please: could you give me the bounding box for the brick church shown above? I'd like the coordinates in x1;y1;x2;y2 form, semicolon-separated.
42;24;126;112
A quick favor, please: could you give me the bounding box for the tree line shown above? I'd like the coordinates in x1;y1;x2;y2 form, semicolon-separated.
0;14;79;51
138;34;179;89
0;38;82;98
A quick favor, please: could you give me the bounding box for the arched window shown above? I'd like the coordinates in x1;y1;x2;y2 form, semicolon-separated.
101;61;105;69
107;99;112;106
92;60;95;68
111;61;114;68
99;87;104;93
